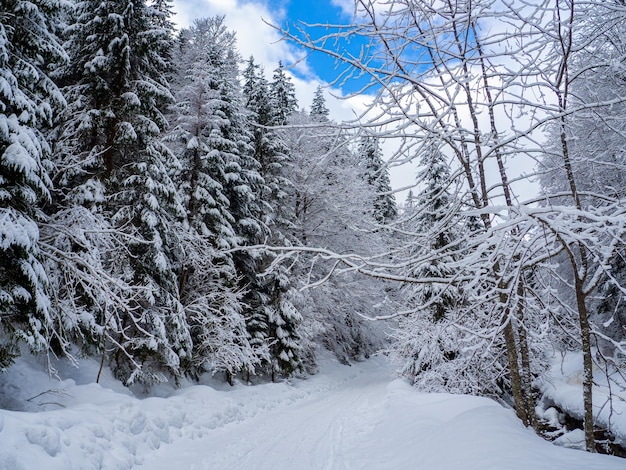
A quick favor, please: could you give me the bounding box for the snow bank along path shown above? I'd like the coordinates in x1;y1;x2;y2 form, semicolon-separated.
0;354;624;469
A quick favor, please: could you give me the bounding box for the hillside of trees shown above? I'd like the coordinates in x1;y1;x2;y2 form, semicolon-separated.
1;0;626;456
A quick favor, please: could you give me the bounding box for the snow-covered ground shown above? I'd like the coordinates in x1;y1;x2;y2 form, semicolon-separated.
0;352;624;470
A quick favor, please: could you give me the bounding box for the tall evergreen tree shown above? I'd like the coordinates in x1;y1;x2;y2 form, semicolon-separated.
0;0;66;368
393;144;465;383
270;62;297;126
243;59;283;192
266;269;303;380
358;136;397;224
404;190;416;213
242;57;303;379
310;85;329;120
408;144;461;322
53;0;190;384
168;17;259;380
171;18;240;255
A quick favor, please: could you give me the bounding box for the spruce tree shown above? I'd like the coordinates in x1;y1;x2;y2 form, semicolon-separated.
409;144;461;322
171;19;240;254
394;144;464;382
267;271;303;380
0;0;66;367
54;0;190;385
270;62;298;126
168;17;258;380
310;85;329;120
242;58;303;379
359;136;397;224
404;190;416;213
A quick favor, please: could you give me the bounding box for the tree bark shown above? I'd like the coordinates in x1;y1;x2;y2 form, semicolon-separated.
574;274;596;452
516;281;538;429
502;310;529;426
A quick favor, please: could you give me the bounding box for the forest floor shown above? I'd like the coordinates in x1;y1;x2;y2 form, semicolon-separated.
0;351;624;469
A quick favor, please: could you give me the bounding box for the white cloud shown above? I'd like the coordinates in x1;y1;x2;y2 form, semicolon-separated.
173;0;301;74
330;0;355;17
291;76;373;120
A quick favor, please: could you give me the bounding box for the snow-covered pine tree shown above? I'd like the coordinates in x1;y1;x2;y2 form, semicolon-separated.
167;17;259;381
170;18;240;257
53;0;191;385
0;0;66;368
358;136;397;224
266;270;303;380
393;143;466;385
243;58;290;206
221;54;267;254
150;0;176;32
242;57;304;379
310;85;329;121
403;190;416;215
270;62;297;126
267;60;301;323
409;144;461;319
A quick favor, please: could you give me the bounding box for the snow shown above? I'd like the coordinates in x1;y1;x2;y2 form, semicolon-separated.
0;208;38;250
0;352;624;470
538;352;626;448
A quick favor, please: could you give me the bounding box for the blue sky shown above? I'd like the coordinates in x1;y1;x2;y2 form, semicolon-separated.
275;0;349;79
278;0;373;94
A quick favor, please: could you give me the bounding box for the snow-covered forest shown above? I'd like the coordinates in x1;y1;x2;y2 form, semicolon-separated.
1;0;626;465
1;0;395;385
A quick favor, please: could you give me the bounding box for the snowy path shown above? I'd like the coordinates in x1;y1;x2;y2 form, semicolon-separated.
139;360;390;470
138;357;624;470
1;354;625;469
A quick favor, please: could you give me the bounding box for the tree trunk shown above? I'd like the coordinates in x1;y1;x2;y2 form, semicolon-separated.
574;275;595;452
97;333;107;384
501;299;529;426
516;281;537;429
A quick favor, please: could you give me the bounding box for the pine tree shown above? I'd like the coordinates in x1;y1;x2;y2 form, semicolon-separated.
242;58;303;378
267;270;303;380
404;190;416;213
0;0;66;368
394;144;464;382
171;19;240;253
151;0;176;31
410;144;462;320
54;0;191;385
168;17;259;380
222;54;266;250
359;136;397;224
310;85;329;120
244;59;281;186
270;62;297;126
240;57;279;375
